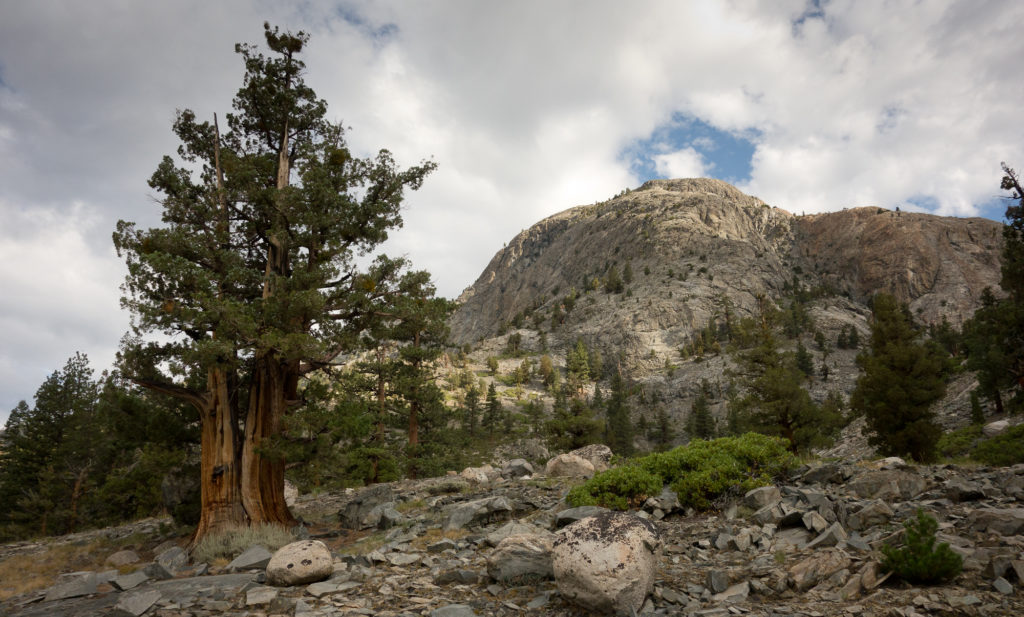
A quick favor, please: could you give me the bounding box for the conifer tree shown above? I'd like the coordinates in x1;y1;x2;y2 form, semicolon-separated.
686;379;716;439
604;372;634;456
113;24;436;544
566;339;590;395
483;382;503;431
851;294;948;462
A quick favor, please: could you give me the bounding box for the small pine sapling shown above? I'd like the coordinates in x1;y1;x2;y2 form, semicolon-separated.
881;509;962;584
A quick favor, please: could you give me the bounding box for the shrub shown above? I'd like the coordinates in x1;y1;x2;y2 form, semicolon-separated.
973;424;1024;466
191;523;295;564
566;465;663;510
568;433;795;511
935;424;983;460
881;509;962;584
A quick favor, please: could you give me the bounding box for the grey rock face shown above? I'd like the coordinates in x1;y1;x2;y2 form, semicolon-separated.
552;512;661;615
567;444;613;472
155;546;188;575
555;505;610;529
500;458;535;478
111;589;161;617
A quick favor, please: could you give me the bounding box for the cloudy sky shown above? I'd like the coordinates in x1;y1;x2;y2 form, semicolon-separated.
2;0;1023;421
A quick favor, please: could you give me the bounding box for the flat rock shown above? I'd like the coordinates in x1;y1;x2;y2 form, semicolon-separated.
227;545;273;571
111;589;161;617
487;533;555;583
105;549;141;568
111;570;150;591
45;571;98;602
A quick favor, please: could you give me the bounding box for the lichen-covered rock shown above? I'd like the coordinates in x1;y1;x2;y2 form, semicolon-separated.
266;540;333;587
443;495;513;531
552;512;661;615
788;548;852;591
544;453;595;478
339;484;394;530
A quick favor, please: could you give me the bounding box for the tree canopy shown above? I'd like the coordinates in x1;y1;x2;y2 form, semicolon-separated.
113;23;437;545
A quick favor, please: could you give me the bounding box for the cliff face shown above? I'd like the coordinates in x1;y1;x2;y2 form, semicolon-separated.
451;178;1003;351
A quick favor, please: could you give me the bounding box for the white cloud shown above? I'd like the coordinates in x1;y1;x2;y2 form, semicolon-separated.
2;0;1024;422
653;148;712;179
0;200;127;415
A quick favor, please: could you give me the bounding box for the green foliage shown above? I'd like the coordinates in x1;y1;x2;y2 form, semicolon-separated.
973;424;1024;466
647;408;676;452
566;465;662;510
852;294;949;462
546;392;603;451
486;356;500;374
570;433;795;511
566;339;590;393
935;424;983;460
604;372;634;456
881;510;962;584
686;380;716;439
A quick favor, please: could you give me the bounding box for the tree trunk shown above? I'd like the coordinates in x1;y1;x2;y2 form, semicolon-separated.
241;354;297;527
189;367;247;550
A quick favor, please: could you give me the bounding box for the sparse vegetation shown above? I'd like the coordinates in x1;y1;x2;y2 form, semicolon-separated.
881;509;962;584
191;523;296;565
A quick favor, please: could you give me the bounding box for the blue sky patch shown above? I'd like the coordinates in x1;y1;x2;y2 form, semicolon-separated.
333;4;398;43
624;113;758;185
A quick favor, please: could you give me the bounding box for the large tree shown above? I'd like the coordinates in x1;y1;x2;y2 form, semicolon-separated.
963;163;1024;413
851;293;949;461
113;24;436;546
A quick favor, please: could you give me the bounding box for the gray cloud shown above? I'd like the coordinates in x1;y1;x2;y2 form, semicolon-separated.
2;0;1023;422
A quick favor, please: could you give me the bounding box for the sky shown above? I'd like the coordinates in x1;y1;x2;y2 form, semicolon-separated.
1;0;1023;422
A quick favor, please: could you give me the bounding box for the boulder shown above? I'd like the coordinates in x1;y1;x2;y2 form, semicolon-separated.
568;444;613;472
788;548;852;591
847;500;894;531
967;508;1024;536
743;486;781;509
486;520;548;546
340;484;395;530
443;495;513;531
555;505;610;529
847;470;929;501
500;458;535;478
155;546;188;575
487;533;555;583
983;420;1010;437
552;512;661;615
460;464;499;484
545;454;595;478
266;540;334;586
106;549;141;568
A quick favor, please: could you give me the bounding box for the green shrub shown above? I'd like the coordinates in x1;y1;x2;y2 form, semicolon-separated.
973;424;1024;466
567;465;663;510
881;509;962;584
568;433;795;511
935;424;983;460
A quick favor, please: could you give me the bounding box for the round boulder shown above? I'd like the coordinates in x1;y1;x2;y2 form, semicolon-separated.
266;540;333;586
544;453;595;478
552;512;661;615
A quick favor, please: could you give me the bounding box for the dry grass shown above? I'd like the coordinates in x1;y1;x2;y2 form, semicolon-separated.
409;528;468;551
191;523;296;565
0;539;111;601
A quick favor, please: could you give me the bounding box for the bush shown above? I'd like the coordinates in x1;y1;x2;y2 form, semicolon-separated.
567;433;795;511
566;465;663;510
881;509;962;584
935;424;983;460
972;424;1024;466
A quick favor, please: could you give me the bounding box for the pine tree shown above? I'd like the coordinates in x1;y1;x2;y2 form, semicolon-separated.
686;379;716;439
795;341;815;378
566;339;590;396
851;294;949;462
113;24;436;544
483;383;503;431
463;385;481;436
604;372;634;456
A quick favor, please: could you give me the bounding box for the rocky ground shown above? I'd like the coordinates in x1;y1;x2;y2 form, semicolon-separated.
2;454;1023;617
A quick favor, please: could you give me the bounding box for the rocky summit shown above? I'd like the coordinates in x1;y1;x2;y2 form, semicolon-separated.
3;454;1024;617
447;178;1004;448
